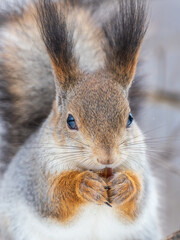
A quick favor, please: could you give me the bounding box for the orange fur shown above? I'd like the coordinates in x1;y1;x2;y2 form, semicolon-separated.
52;60;80;91
48;171;84;223
108;171;142;221
111;48;140;89
47;170;108;223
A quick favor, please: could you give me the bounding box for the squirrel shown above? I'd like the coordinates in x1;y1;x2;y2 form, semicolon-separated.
0;0;161;239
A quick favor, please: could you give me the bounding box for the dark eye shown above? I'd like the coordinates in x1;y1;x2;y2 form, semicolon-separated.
67;114;78;130
126;113;133;128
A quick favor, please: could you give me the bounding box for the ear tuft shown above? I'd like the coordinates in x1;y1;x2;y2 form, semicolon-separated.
102;0;148;89
36;0;79;91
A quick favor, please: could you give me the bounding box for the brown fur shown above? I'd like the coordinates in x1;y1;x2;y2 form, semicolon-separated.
0;0;147;229
108;171;142;221
0;0;145;172
0;6;55;167
50;70;130;166
47;170;108;223
111;48;141;89
52;62;80;91
102;0;147;89
42;3;104;92
46;169;141;223
47;171;84;223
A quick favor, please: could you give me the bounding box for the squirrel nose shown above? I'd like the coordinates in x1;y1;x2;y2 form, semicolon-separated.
93;147;117;165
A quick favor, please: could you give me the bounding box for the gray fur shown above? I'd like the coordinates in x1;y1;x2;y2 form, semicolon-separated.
0;1;161;239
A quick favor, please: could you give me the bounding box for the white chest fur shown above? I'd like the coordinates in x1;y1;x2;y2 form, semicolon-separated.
8;202;148;240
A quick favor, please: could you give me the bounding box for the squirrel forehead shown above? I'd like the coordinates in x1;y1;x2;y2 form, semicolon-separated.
68;73;130;136
69;73;130;115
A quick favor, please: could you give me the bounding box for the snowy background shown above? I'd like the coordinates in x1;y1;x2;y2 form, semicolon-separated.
0;0;180;238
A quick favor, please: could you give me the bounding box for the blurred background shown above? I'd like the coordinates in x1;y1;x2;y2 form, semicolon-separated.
141;0;180;237
0;0;180;238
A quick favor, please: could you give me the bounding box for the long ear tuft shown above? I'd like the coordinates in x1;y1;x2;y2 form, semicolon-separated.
102;0;148;89
36;0;78;91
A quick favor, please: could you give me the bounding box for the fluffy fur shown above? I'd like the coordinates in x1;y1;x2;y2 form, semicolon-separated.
102;0;147;88
0;0;161;239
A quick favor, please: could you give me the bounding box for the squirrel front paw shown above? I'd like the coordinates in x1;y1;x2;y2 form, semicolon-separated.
76;171;108;205
108;171;140;205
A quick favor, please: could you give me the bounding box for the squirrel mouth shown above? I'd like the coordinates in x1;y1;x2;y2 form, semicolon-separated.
95;168;113;179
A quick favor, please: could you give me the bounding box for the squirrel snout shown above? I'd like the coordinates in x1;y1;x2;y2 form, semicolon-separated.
94;148;118;165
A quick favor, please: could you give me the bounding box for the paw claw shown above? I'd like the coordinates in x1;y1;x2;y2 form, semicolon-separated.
77;171;108;205
105;202;112;208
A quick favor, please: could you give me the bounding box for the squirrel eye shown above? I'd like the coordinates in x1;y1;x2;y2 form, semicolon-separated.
67;114;78;130
126;113;133;128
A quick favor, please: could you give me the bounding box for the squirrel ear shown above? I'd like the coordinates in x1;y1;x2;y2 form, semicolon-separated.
102;0;148;89
36;0;79;93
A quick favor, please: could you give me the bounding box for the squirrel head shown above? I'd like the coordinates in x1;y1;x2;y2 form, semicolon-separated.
37;0;147;170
